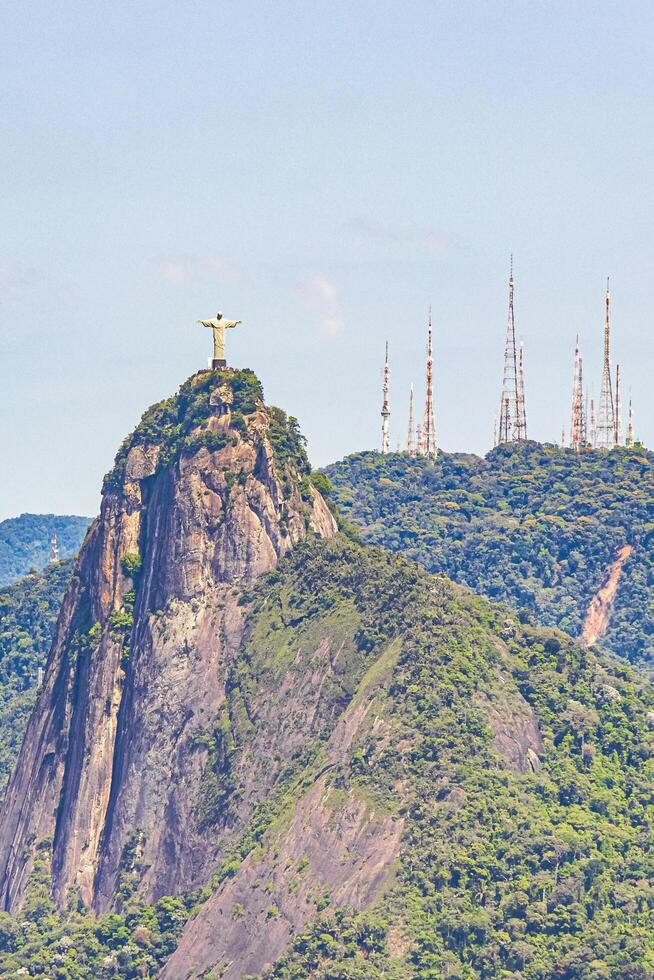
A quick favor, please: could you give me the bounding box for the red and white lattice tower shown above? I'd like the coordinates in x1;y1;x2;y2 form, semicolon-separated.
381;341;390;454
570;337;584;450
614;363;622;447
407;383;415;454
421;309;437;457
416;421;423;455
498;257;526;443
596;279;615;449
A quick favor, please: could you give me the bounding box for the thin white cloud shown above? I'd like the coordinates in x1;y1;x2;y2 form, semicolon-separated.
347;215;448;255
158;260;194;286
157;256;241;287
0;265;20;289
299;275;345;338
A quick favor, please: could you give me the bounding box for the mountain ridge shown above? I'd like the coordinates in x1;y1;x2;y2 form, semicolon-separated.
326;443;654;667
0;514;90;587
1;377;654;977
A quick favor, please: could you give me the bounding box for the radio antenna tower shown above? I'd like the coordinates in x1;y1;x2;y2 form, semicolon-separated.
596;279;615;449
421;309;437;457
589;394;596;448
517;341;528;440
570;336;584;450
579;356;585;444
49;532;59;563
614;363;622;447
498;256;525;443
381;342;390;454
416;421;423;455
626;394;634;447
407;384;415;454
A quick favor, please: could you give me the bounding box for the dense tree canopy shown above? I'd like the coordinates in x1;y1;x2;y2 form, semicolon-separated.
0;559;74;793
326;443;654;668
0;514;89;587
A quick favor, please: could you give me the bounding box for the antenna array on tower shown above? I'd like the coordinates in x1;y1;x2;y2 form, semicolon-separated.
421;310;437;457
381;342;390;454
596;280;615;450
497;257;527;444
374;265;640;458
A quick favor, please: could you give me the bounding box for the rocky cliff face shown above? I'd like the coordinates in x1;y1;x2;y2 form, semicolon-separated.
0;369;336;914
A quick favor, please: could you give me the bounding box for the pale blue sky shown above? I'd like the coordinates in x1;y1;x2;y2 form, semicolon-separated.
1;1;653;518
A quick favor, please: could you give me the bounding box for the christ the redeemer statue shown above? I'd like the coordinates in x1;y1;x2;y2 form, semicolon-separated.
197;311;242;368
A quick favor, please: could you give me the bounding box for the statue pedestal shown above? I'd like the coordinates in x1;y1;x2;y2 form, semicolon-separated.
210;358;227;370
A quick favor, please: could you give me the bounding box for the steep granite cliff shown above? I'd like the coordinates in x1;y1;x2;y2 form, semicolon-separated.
0;369;336;914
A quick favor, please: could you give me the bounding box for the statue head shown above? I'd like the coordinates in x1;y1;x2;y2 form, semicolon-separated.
216;311;223;320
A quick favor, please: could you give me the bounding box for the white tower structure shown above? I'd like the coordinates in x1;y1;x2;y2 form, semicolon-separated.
596;280;615;449
381;342;390;454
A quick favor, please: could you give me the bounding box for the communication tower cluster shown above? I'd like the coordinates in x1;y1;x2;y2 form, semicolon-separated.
378;262;639;456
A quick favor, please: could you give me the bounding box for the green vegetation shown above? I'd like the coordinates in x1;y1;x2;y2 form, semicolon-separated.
0;560;74;794
2;536;654;976
326;443;654;666
0;514;89;586
262;538;654;978
103;368;264;492
0;841;191;978
120;552;142;579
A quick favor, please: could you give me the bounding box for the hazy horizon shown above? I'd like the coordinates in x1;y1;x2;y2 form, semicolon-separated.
2;1;653;519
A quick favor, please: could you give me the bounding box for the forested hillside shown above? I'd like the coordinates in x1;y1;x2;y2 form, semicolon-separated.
0;514;90;586
0;560;74;794
326;443;654;667
2;537;654;978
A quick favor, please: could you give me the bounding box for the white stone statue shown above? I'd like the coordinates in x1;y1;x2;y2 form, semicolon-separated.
197;311;242;364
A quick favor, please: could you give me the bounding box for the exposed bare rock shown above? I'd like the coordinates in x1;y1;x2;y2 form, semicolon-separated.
581;544;633;647
476;676;544;774
0;371;336;914
163;678;404;979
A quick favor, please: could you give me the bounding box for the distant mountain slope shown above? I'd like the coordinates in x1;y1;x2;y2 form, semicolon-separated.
2;535;654;978
0;514;90;586
0;559;74;795
326;443;654;667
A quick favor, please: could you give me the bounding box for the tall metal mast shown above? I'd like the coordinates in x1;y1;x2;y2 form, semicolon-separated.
614;363;622;447
407;383;415;455
517;341;528;440
579;356;585;445
421;309;437;457
589;395;596;448
49;532;59;564
381;341;390;454
596;279;615;449
626;395;634;447
570;336;584;450
498;256;524;443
